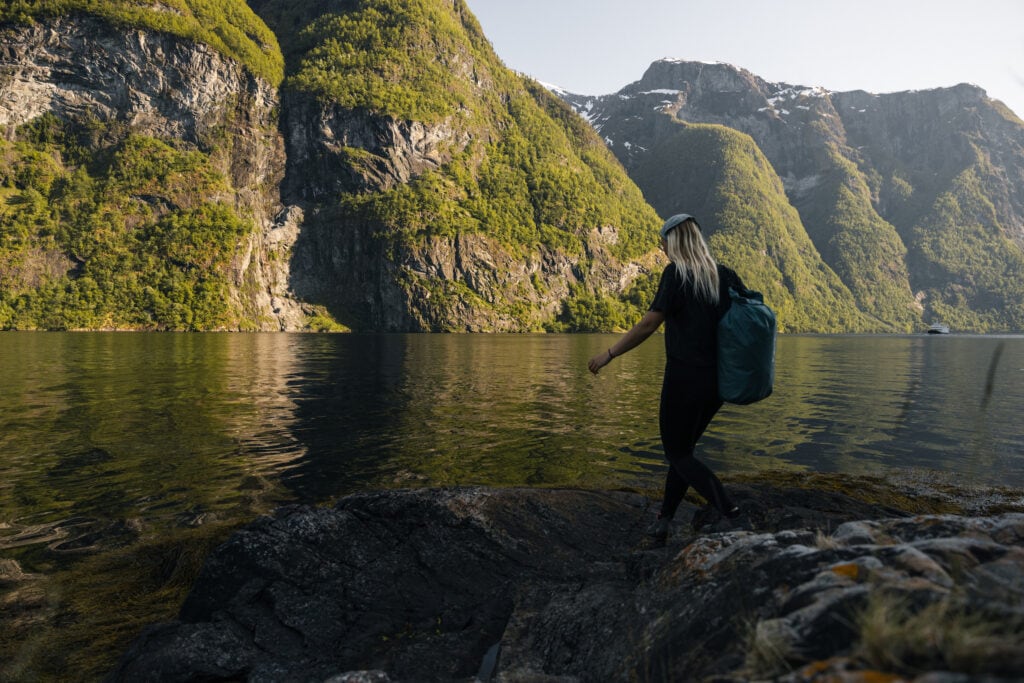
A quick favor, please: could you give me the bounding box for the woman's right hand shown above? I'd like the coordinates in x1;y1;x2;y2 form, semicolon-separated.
588;350;612;375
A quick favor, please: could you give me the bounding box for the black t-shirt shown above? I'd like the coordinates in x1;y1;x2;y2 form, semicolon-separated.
649;262;744;368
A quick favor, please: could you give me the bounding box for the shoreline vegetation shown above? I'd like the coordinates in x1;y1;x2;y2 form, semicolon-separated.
2;469;1023;681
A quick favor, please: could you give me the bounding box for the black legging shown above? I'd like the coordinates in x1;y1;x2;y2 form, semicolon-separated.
658;362;735;519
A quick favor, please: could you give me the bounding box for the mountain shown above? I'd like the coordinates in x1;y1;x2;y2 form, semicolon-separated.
555;59;1024;332
246;0;663;331
4;6;1022;333
0;0;661;331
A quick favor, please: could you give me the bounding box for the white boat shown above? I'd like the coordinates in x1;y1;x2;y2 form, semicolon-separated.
927;323;950;334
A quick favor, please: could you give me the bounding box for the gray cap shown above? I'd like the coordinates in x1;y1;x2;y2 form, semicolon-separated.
659;213;701;238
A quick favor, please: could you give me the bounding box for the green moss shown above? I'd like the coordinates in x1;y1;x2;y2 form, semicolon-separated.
728;470;985;515
305;312;350;332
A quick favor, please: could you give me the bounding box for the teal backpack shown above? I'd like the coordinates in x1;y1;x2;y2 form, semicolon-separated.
717;286;776;404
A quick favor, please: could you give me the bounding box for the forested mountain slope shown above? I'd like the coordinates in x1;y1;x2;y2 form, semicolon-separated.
0;0;663;331
556;59;1024;332
245;0;662;331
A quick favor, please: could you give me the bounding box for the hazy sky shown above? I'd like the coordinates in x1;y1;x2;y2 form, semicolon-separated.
463;0;1024;117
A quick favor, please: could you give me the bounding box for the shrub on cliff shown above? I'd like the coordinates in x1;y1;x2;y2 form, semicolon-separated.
0;116;253;330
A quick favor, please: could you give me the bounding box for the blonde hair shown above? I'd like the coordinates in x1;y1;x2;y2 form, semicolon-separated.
665;218;719;304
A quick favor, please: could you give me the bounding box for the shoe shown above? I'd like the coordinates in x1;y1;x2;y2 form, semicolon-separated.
694;505;754;533
723;505;755;531
646;515;672;541
691;505;721;533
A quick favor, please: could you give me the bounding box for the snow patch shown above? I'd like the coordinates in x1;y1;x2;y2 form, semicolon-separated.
658;57;724;66
759;85;828;116
539;81;569;96
769;86;829;100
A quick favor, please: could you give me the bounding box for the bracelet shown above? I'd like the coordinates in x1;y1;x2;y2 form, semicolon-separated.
607;348;615;360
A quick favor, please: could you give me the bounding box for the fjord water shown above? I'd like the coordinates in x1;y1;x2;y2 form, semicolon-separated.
1;333;1022;554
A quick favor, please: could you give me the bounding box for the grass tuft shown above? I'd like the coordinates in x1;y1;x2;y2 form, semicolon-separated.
742;617;797;678
855;591;1024;676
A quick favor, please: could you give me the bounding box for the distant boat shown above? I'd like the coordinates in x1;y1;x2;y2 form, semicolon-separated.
927;323;950;334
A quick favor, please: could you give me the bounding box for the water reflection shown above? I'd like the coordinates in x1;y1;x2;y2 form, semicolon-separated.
705;335;1023;483
273;334;666;499
0;334;305;562
275;334;414;498
1;333;1022;561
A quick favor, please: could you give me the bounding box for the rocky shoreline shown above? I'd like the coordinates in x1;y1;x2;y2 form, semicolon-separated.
107;480;1024;682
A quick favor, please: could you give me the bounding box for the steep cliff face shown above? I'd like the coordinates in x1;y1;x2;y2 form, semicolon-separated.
278;96;653;332
0;12;306;329
832;84;1024;242
558;59;1024;331
250;0;662;332
276;88;482;331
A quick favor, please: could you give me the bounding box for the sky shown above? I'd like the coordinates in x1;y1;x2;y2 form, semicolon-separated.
463;0;1024;118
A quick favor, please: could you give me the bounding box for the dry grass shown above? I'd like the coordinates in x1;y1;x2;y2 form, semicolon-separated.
742;617;797;678
856;591;1024;676
814;529;842;550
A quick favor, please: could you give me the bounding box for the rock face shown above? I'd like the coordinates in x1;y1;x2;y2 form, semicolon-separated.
252;0;662;333
0;14;306;329
556;59;1024;332
108;486;1024;682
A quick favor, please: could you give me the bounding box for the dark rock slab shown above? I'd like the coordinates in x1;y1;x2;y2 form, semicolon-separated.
108;488;651;682
107;485;1024;682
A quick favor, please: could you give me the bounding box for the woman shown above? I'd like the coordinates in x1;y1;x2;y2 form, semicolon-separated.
588;213;743;538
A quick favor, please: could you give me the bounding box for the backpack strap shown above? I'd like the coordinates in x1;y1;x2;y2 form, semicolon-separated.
716;265;742;318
